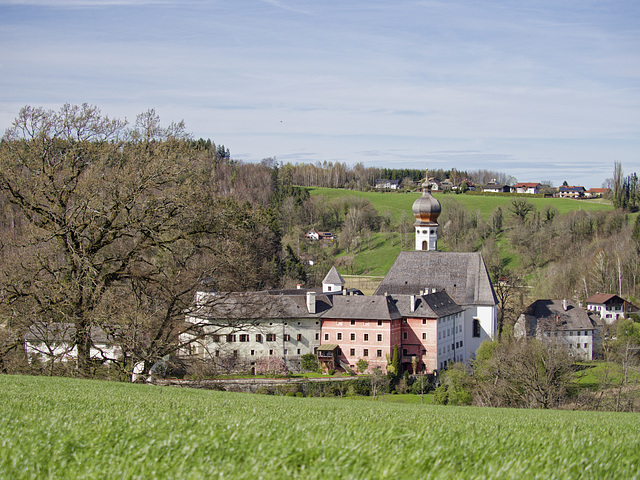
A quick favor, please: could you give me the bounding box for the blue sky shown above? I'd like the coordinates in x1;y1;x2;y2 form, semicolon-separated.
1;0;638;187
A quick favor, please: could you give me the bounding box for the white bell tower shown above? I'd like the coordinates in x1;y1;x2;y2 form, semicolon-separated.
412;169;441;251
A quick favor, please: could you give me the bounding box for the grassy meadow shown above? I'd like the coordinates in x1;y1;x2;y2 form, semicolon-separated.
2;375;639;479
309;187;613;223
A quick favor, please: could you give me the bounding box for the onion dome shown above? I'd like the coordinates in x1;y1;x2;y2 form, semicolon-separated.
412;178;441;224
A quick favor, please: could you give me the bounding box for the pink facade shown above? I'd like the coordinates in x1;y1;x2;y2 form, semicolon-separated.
400;317;438;373
321;318;401;372
321;316;444;373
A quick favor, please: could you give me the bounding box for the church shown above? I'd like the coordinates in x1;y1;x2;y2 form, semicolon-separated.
182;177;497;374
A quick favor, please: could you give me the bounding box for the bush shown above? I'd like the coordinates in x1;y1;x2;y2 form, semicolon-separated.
301;353;319;372
255;357;288;376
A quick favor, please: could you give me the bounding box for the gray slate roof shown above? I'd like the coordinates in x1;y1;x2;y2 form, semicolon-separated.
391;291;463;318
25;322;116;344
323;266;345;286
321;295;402;321
189;291;332;321
518;299;600;336
373;251;497;306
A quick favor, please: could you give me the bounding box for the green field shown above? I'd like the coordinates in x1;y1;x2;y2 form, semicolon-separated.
309;187;613;222
2;375;639;479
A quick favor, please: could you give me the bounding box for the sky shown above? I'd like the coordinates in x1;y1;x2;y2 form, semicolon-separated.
1;0;639;187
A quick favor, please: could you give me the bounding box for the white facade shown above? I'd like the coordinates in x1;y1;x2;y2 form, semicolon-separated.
587;303;625;323
415;224;438;251
436;311;464;370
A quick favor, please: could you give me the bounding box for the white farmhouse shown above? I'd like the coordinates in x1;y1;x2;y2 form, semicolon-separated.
586;293;638;324
514;299;601;360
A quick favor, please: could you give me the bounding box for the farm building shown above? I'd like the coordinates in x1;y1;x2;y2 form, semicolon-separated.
586;293;638;324
514;299;601;360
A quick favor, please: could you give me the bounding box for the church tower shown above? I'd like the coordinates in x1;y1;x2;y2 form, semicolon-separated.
412;170;441;251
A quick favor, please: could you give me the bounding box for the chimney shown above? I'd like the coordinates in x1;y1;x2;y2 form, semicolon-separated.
563;299;568;311
556;315;561;326
296;284;302;290
343;288;347;296
306;291;316;314
410;295;416;313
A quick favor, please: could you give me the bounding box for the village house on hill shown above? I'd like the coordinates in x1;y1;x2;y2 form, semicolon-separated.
375;179;401;190
514;182;542;194
181;173;497;375
514;299;601;360
585;293;638;324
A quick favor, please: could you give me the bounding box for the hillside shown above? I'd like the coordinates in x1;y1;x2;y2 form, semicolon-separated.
1;375;638;479
309;187;613;222
305;187;614;278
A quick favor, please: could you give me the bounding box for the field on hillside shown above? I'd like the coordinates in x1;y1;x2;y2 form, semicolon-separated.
2;375;639;479
309;187;613;222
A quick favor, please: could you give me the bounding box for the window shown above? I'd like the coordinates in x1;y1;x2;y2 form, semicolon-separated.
226;334;236;342
212;334;220;343
422;333;427;340
284;334;290;341
315;333;319;340
250;350;255;356
377;334;383;342
255;334;262;342
363;349;369;357
378;320;383;326
266;334;276;342
377;349;382;357
584;343;588;348
403;332;408;340
239;334;249;342
215;350;220;357
297;333;302;341
473;319;481;338
350;348;356;356
364;333;369;341
324;333;329;341
350;333;356;341
403;349;408;356
422;319;426;325
351;320;356;325
284;349;288;355
233;350;238;357
269;349;273;355
337;333;343;341
297;349;301;355
460;340;463;347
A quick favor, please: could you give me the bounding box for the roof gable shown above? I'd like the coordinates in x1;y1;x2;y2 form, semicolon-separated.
373;251;497;306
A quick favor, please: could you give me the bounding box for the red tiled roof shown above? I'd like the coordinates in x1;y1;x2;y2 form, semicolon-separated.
586;293;618;304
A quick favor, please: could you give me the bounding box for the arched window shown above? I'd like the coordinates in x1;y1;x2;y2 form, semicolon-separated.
473;318;481;338
422;240;428;250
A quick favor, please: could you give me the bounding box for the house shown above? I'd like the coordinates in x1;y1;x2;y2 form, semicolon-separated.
514;182;542;194
585;188;609;198
514;299;601;360
375;179;401;190
426;178;441;190
24;322;122;365
586;293;638;324
182;290;330;373
557;186;586;198
305;229;335;241
439;179;454;190
483;182;512;193
454;179;475;191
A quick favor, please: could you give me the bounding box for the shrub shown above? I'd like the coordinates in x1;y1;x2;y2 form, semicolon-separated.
301;353;319;372
255;357;288;376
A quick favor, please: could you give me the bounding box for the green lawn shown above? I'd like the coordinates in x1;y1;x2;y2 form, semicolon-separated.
309;187;613;222
2;375;640;479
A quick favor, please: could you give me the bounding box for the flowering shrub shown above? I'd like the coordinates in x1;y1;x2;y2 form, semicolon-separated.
255;356;288;376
